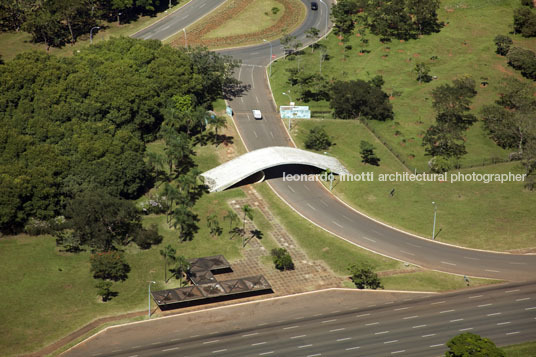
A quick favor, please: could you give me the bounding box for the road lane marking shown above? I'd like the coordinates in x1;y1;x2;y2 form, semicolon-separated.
430;344;444;348
258;323;268;326
204;340;220;344
298;344;313;348
497;322;511;325
422;334;436;337
283;326;299;330
506;332;520;335
255;96;259;103
330;328;345;332
304;185;310;191
384;340;398;344
366;322;379;326
400;250;415;256
337;337;351;341
243;333;259;337
253;130;258;138
313;313;323;317
463;256;480;261
403;316;419;320
375;331;389;335
321;319;337;323
346;346;360;350
441;261;456;266
212;349;227;353
290;335;307;339
385;301;394;305
246;113;251;121
307;354;321;357
332;220;343;228
468;295;483;299
487;312;502;316
356;313;371;318
406;242;422;248
506;289;520;293
259;352;274;356
394;307;409;311
306;203;317;211
510;262;526;265
162;347;179;352
432;301;446;305
252;342;266;346
478;304;492;307
363;236;376;243
440;310;455;313
413;325;426;328
450;319;464;322
525;307;536;310
319;199;328;207
294;316;305;320
287;185;295;193
485;269;500;273
459;327;473;331
270;131;274;138
516;298;530;301
391;350;405;354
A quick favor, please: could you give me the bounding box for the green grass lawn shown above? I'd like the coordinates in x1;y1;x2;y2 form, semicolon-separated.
269;0;534;171
381;271;501;292
205;0;285;39
289;119;536;251
0;143;244;356
0;0;191;61
504;341;536;356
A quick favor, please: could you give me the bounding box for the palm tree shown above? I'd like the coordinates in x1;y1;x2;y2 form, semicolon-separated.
159;245;176;283
172;256;190;286
241;205;253;247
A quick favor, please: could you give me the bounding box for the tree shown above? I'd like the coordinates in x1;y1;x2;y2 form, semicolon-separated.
95;280;115;302
170;255;190;286
494;35;513;56
271;248;295;271
207;214;222;237
305;27;321;52
348;263;383;289
305;126;332;151
514;6;536;37
241;205;254;247
223;209;239;231
159;244;176;283
134;224;163;249
422;122;468;159
506;46;536;80
90;251;130;281
171;204;199;242
445;333;505;357
331;0;361;35
406;0;442;35
360;141;380;165
330;80;393;120
415;62;432;83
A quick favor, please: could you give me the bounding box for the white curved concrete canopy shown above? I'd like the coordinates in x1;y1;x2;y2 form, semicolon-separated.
201;146;350;192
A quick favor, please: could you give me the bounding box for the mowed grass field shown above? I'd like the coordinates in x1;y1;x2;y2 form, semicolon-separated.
0;1;192;61
268;0;536;250
270;0;535;171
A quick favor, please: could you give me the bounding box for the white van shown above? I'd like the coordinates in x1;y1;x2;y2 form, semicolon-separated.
252;110;262;120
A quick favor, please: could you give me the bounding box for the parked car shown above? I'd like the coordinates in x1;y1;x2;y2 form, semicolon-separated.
311;2;318;10
253;110;262;120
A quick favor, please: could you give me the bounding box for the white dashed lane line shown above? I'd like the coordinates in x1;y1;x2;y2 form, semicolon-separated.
242;333;259;337
290;335;307;339
252;342;267;346
162;347;179;352
505;289;520;293
516;297;530;301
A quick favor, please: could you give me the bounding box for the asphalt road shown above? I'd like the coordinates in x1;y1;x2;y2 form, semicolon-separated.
64;281;536;356
131;0;226;41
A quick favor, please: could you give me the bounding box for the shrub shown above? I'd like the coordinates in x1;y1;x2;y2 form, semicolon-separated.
348;263;383;289
305;126;332;151
271;248;294;271
134;224;163;249
493;35;513;56
95;280;114;302
90;251;130;281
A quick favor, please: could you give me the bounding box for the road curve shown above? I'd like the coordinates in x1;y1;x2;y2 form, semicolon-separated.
217;2;536;281
130;0;536;280
63;281;536;356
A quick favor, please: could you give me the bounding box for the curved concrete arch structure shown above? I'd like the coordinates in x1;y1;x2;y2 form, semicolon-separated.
201;146;350;192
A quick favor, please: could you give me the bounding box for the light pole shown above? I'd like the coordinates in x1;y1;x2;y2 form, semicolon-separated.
90;26;100;44
169;0;172;9
182;28;187;48
282;92;292;130
319;0;329;36
263;39;273;77
148;281;156;318
432;201;437;240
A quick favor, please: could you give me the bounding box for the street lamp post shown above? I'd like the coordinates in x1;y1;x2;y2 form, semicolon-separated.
90;26;100;44
282;92;292;130
319;0;329;35
148;281;156;318
182;28;187;48
263;39;273;77
432;201;437;240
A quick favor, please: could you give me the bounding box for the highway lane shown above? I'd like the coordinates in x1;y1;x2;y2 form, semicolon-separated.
131;0;226;41
64;281;536;356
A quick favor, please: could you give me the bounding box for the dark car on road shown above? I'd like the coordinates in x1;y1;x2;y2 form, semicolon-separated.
311;2;318;10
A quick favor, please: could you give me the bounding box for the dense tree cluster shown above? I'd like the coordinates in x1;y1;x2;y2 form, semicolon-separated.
422;77;477;169
304;126;332;151
506;46;536;80
0;0;171;48
330;79;393;120
481;78;536;189
331;0;442;39
446;333;505;357
514;5;536;37
0;37;238;234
